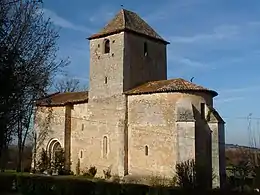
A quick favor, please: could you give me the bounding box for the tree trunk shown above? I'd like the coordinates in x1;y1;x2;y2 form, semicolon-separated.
17;114;22;172
33;132;37;171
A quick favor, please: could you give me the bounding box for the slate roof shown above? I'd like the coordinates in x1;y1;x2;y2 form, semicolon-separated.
88;9;169;44
124;78;218;97
36;91;88;106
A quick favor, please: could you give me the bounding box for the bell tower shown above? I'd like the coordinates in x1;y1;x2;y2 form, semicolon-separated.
87;9;169;100
86;9;169;177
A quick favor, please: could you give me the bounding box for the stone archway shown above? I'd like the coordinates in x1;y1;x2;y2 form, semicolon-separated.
47;139;62;161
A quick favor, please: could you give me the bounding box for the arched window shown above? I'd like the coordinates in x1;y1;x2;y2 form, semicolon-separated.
103;136;108;157
81;124;84;131
145;145;148;156
144;42;148;56
80;150;83;158
48;139;62;161
104;39;110;54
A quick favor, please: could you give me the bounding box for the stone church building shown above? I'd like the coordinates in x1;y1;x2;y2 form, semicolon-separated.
34;9;226;187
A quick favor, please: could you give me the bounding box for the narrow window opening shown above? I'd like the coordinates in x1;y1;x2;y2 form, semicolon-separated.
80;151;83;158
104;76;108;84
145;145;148;156
103;136;108;157
201;103;205;119
81;124;84;131
104;39;110;54
144;42;148;56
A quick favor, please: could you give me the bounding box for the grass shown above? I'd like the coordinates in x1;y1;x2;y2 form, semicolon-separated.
0;169;106;184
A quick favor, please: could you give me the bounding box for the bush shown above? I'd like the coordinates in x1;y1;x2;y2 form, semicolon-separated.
103;167;112;179
82;166;97;178
76;158;80;175
37;148;50;173
0;173;255;195
51;148;66;175
175;159;215;189
148;175;176;187
176;159;196;189
16;174;96;195
0;173;16;193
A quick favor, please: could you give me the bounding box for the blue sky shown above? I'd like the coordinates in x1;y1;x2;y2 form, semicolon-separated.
42;0;260;146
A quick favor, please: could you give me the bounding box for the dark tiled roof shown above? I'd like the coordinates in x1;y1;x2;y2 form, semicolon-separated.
36;91;88;106
124;78;218;97
88;9;169;44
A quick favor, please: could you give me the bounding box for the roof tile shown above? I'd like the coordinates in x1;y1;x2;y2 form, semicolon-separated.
36;91;88;106
124;78;218;96
88;9;169;44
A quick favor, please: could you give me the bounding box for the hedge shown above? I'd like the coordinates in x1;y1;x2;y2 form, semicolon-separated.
0;172;16;193
0;173;257;195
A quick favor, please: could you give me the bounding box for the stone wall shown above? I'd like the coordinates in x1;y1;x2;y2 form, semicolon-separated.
123;33;167;91
127;92;213;178
88;33;125;99
70;103;89;173
69;99;126;177
87;32;127;177
33;106;65;166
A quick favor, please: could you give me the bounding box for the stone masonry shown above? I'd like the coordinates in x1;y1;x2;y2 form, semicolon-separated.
33;9;226;188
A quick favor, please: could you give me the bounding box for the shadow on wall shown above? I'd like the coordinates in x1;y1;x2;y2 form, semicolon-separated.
192;105;213;189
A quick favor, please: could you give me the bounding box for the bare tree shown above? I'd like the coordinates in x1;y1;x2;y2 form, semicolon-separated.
0;0;68;171
29;106;54;172
54;77;81;92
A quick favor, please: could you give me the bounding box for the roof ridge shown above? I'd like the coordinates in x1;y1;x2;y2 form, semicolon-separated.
88;9;169;44
37;92;60;101
121;9;126;29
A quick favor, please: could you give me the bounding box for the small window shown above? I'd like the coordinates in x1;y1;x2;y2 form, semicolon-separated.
80;151;83;158
104;39;110;54
103;136;108;157
144;42;148;56
201;103;205;119
145;145;148;156
104;76;108;84
81;124;84;131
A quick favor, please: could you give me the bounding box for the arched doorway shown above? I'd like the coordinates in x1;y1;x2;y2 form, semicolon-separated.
47;139;62;161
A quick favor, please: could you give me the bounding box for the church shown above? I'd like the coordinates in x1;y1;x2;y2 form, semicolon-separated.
34;9;226;188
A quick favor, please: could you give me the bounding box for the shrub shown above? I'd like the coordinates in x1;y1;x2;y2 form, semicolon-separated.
82;166;97;178
111;174;121;183
176;159;196;189
0;173;16;193
0;173;246;195
16;174;96;195
37;148;50;173
51;148;66;175
103;167;112;179
76;158;80;175
148;175;163;186
175;159;215;189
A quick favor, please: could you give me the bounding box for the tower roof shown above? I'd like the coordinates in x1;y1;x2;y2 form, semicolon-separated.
88;9;169;44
